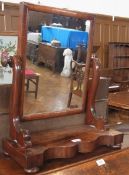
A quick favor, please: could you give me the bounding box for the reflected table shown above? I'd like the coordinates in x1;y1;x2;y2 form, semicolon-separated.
108;91;129;110
0;68;12;114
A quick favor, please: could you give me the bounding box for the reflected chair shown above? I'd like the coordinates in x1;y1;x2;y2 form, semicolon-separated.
67;60;111;120
67;60;86;107
25;69;40;99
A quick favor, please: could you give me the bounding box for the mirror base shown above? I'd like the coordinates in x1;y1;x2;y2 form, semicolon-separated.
2;125;123;173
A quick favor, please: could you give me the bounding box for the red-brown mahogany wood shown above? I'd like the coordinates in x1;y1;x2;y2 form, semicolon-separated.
1;3;124;173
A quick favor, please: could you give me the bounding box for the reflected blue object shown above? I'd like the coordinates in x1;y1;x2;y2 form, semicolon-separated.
41;26;88;49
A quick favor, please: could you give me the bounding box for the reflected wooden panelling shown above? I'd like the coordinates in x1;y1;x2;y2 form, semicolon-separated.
28;11;53;31
111;24;119;42
94;22;101;44
94;16;129;68
1;3;129;68
119;25;127;41
0;3;19;34
0;14;5;31
11;16;19;31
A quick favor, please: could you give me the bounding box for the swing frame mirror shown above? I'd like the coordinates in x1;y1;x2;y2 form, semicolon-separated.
16;2;95;121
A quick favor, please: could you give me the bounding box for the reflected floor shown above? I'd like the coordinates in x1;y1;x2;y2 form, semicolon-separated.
24;59;82;115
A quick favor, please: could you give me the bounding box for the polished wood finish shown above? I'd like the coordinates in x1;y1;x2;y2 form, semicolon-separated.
1;3;124;173
86;57;101;124
3;125;123;173
37;42;64;72
2;55;123;173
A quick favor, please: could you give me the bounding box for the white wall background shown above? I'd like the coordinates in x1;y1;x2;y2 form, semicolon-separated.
2;0;129;18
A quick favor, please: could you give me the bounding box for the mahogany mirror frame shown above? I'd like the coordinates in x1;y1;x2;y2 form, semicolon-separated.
17;2;95;121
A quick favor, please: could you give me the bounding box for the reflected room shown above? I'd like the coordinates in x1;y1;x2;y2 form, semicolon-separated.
24;10;89;115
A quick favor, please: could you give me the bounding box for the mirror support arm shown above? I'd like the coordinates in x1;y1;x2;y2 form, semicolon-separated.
2;55;32;148
85;57;103;125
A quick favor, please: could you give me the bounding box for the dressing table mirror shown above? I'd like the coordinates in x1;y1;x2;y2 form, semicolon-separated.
1;2;123;173
18;6;94;120
24;10;89;116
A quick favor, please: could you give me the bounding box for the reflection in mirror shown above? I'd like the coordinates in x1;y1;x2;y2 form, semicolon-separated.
24;10;89;116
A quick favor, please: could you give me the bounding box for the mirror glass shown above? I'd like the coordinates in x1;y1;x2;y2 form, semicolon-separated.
23;10;89;115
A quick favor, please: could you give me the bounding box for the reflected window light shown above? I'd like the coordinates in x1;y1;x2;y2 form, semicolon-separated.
2;1;4;11
85;20;90;33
